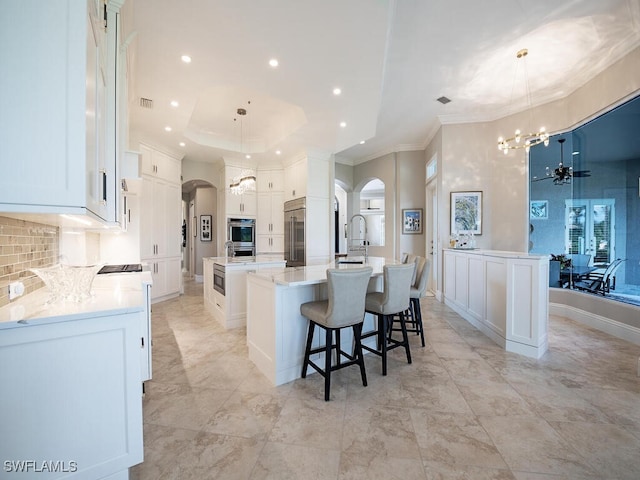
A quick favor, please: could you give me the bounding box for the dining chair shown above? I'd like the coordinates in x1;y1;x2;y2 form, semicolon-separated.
574;259;624;296
300;266;373;401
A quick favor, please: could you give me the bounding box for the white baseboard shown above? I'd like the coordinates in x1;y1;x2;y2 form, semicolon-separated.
550;302;640;346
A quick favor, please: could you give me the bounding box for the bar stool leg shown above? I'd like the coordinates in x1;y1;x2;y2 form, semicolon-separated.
324;328;332;401
301;321;315;378
353;323;367;387
381;314;388;376
399;311;412;364
412;298;425;347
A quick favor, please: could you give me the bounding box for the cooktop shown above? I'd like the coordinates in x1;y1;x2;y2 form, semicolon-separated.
98;264;143;275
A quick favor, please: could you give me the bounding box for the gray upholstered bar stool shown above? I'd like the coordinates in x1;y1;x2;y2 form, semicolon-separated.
300;266;373;401
392;256;430;347
361;263;415;376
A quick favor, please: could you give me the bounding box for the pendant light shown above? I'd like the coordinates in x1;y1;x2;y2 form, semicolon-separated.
230;104;256;195
497;49;550;154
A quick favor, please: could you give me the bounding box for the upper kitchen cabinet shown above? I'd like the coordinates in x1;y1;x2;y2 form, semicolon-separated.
0;0;125;223
284;156;330;201
284;160;306;201
140;143;182;182
257;169;284;192
222;165;257;217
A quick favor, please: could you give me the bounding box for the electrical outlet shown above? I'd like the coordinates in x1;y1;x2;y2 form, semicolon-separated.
8;281;25;300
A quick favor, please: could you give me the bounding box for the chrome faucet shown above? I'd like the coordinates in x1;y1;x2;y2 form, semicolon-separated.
224;240;234;258
348;214;368;260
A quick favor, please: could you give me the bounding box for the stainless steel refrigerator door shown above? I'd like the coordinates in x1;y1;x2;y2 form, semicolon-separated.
285;208;305;266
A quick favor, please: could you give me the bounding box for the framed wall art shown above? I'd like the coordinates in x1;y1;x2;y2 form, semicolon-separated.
450;191;482;235
530;200;548;219
200;215;212;242
402;208;423;234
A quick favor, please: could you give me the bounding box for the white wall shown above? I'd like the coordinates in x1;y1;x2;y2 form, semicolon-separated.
424;45;640;299
193;187;217;276
182;158;220;188
396;150;426;257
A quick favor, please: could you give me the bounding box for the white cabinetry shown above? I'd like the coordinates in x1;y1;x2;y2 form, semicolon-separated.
284;160;307;201
0;311;143;479
257;169;284;192
203;258;286;329
443;249;549;359
225;190;256;216
140;281;152;382
222;165;257;217
283;156;330;264
0;0;123;223
139;143;182;302
256;191;284;254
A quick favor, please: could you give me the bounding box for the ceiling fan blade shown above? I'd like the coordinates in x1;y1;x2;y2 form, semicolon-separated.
531;176;553;182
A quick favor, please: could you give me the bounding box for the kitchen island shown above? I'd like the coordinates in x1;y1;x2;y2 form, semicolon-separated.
246;257;401;386
0;271;151;480
203;255;286;329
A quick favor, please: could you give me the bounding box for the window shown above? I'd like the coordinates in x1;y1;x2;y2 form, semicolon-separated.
565;199;615;265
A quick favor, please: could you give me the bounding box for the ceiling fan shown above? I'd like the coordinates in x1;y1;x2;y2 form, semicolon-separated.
532;138;591;185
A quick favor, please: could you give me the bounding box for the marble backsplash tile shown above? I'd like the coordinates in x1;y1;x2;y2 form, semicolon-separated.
0;216;59;308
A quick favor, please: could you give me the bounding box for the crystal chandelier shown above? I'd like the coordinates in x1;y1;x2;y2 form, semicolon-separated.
229;106;256;195
497;49;550;154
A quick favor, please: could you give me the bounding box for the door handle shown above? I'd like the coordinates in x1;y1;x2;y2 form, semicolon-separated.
100;169;107;205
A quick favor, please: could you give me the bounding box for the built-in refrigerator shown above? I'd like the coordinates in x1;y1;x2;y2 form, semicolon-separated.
284;197;306;267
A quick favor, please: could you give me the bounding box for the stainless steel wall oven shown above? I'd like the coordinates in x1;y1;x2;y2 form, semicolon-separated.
227;217;256;256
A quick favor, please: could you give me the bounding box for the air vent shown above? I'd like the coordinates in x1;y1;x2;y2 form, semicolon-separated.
436;96;451;105
139;97;154;109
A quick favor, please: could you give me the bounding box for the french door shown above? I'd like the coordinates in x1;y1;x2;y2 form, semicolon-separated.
565;199;615;265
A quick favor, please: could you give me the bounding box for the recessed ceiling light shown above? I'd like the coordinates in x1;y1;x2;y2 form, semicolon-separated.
572;151;580;156
333;87;342;96
269;58;279;67
164;126;172;132
275;150;281;155
181;55;192;63
170;100;179;107
360;140;365;144
245;154;251;159
339;121;347;128
179;142;186;147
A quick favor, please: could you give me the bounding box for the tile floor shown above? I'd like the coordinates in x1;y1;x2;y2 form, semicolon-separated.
131;279;640;480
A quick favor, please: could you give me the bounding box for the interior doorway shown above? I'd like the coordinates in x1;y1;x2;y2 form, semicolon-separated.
335;183;348;255
425;154;438;296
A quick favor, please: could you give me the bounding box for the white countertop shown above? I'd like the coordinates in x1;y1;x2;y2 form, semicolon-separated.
444;248;548;260
248;256;402;286
204;255;286;267
0;271;152;328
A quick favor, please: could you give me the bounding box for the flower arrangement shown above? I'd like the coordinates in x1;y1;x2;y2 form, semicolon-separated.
550;254;572;269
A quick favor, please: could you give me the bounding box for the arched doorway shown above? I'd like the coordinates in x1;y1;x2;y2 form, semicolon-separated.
182;179;217;282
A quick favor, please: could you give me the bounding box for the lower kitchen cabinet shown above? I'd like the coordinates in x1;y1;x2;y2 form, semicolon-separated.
0;311;144;479
148;257;181;303
203;257;286;329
